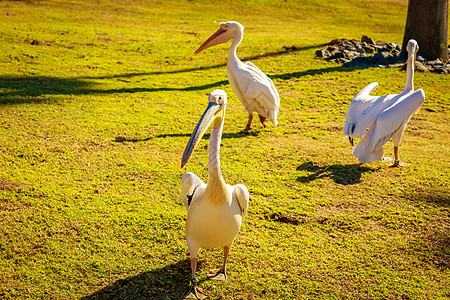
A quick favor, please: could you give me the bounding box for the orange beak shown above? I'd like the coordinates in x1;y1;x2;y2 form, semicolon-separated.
194;28;231;55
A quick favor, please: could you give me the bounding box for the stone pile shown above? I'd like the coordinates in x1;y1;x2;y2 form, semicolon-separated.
313;36;450;74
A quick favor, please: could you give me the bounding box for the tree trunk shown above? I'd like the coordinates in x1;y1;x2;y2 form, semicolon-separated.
401;0;448;62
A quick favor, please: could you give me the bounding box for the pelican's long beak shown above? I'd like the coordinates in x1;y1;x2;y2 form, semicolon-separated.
194;28;232;55
181;102;224;168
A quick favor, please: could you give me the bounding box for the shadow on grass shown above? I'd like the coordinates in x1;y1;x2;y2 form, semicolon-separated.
404;188;450;208
78;44;327;80
419;229;450;270
82;259;192;300
114;130;259;143
0;43;368;105
0;75;229;105
296;161;377;185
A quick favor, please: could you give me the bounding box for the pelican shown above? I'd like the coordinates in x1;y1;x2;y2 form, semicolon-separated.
195;21;280;130
343;39;425;166
181;89;249;299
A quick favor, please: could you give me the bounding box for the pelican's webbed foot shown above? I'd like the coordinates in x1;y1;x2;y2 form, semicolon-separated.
390;160;408;167
184;282;207;299
207;268;227;281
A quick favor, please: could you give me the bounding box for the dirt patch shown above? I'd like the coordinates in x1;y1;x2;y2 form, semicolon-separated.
266;212;309;225
0;178;28;191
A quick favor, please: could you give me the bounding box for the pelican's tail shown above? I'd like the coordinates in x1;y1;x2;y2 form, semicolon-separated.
268;110;278;126
351;129;384;164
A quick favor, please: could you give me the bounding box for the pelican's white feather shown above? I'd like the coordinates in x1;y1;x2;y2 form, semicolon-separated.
370;89;425;151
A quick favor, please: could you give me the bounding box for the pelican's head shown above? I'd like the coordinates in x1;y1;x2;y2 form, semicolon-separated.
194;21;244;55
181;89;227;168
406;39;419;56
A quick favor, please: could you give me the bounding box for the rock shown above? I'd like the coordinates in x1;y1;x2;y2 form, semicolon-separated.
342;40;354;48
427;59;444;67
416;55;426;63
328;39;345;46
30;39;45;45
314;37;447;74
327;45;338;52
384;43;395;51
401;61;429;72
373;44;384;52
377;41;388;47
361;35;375;45
315;49;329;58
347;52;359;59
415;61;429;72
363;46;375;54
432;67;448;74
325;51;345;61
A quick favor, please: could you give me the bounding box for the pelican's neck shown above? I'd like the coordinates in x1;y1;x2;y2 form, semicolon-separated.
206;116;229;203
228;31;243;64
403;52;415;93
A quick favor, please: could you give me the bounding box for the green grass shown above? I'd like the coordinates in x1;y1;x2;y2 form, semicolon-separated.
0;0;449;299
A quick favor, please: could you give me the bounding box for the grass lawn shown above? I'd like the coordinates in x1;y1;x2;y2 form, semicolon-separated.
0;0;449;299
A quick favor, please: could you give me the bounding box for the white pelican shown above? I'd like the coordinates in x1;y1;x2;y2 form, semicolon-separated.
195;21;280;130
181;89;249;299
343;39;425;166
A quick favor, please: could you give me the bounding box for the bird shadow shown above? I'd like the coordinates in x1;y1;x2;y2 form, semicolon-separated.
114;130;259;143
81;259;193;300
296;161;378;185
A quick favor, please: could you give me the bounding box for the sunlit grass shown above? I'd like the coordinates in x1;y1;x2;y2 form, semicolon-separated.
0;0;449;299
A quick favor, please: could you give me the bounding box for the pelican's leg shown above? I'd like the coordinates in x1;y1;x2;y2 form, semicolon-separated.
244;114;253;131
184;257;206;299
207;246;229;281
258;115;267;128
392;146;400;167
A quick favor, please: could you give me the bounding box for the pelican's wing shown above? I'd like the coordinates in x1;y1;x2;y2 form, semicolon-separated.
233;184;249;218
345;85;403;139
344;82;379;138
369;89;425;151
244;61;280;125
181;172;206;211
